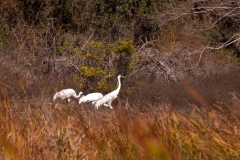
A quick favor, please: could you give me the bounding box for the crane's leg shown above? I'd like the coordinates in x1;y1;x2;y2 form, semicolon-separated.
108;101;113;109
94;103;99;110
65;99;69;118
103;103;109;107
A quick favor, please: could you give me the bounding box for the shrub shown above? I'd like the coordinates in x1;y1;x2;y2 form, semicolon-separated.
74;39;135;92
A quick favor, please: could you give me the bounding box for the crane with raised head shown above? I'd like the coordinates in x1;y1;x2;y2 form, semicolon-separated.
93;75;124;110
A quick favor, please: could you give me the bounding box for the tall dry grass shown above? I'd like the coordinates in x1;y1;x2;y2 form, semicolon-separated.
0;94;240;160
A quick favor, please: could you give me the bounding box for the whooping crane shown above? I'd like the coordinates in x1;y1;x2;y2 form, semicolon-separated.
79;92;104;104
93;75;124;110
53;88;83;102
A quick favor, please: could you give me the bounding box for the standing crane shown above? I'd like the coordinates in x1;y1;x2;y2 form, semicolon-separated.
93;75;124;110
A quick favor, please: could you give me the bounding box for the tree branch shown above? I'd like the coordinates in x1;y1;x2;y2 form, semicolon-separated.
192;34;240;68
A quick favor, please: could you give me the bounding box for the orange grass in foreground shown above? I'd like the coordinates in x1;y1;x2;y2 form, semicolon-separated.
0;95;240;160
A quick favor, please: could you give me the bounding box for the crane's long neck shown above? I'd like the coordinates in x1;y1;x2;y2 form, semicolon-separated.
72;92;82;98
116;76;121;93
77;92;83;98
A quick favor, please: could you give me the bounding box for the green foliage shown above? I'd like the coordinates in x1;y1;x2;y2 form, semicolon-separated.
53;0;73;26
115;39;134;74
0;16;9;46
6;0;162;42
80;66;106;77
216;49;240;63
115;39;134;56
57;33;77;56
209;17;240;43
16;0;73;29
74;39;135;92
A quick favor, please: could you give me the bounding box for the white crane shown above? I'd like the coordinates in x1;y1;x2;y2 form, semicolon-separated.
79;92;104;104
53;88;83;102
93;75;124;110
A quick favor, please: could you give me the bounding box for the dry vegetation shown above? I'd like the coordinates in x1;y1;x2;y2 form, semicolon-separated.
0;92;240;160
0;0;240;159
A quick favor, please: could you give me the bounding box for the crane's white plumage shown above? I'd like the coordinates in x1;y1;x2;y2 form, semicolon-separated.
79;92;104;104
53;88;83;102
94;75;123;110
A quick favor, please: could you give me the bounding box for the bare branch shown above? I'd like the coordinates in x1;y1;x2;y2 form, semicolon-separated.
198;8;238;30
0;81;16;94
192;34;240;68
81;32;94;50
137;40;157;52
158;2;240;28
229;92;240;102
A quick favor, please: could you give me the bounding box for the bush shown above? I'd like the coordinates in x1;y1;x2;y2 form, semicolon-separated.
73;39;135;92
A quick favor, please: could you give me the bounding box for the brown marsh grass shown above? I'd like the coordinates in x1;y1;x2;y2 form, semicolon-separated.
0;94;240;160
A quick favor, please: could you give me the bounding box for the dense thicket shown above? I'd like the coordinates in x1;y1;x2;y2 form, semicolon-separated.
1;0;164;43
1;0;240;46
0;0;239;98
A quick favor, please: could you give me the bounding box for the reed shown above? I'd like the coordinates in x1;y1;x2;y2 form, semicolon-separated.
0;95;240;160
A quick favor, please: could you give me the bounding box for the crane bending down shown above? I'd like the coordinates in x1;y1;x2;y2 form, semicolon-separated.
93;75;124;110
53;88;83;102
79;92;105;104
